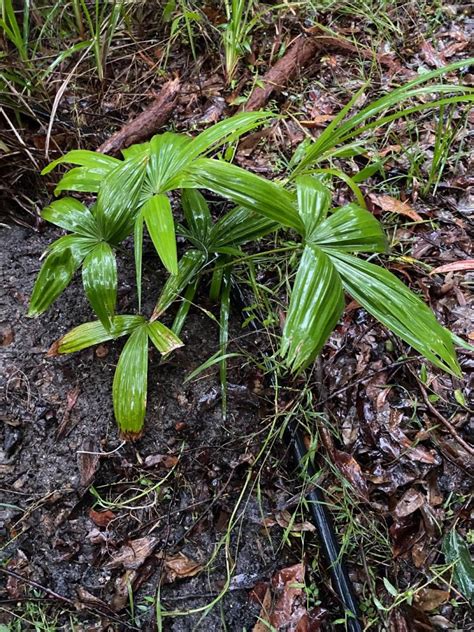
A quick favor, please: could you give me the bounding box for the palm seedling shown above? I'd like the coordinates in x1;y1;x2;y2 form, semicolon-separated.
28;111;276;438
28;60;473;438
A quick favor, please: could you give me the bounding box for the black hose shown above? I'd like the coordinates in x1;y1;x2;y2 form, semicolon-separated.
231;282;362;631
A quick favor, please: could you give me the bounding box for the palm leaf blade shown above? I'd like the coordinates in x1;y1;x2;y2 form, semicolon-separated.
330;252;461;376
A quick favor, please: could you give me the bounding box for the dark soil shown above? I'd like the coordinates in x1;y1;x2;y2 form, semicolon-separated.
0;225;283;630
1;2;473;630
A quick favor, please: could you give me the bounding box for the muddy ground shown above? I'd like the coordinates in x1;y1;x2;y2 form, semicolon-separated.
1;2;473;631
1;223;303;630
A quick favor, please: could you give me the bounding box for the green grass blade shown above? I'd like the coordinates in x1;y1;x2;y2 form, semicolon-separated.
113;325;149;439
152;250;206;318
219;268;232;420
82;242;117;331
330;252;461;376
142;194;178;275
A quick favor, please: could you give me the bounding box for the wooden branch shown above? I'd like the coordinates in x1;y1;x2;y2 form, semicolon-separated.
97;77;181;155
242;32;404;112
242;36;320;112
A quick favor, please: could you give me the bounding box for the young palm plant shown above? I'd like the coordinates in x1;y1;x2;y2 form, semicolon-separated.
29;62;472;438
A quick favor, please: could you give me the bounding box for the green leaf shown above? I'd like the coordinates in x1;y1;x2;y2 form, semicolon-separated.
145;132;192;193
281;244;345;372
134;212;144;312
209;206;279;250
184;111;274;162
51;315;146;354
113;325;149;438
313;203;388;253
330;252;461;376
181;188;212;246
47;234;98;265
42;149;121;175
171;280;198;336
142;193;178;275
121;141;150;160
54;166;106;195
152;249;206;318
184;351;242;383
96;152;148;243
182;158;302;232
292;60;474;173
147;321;183;355
28;236;96;317
443;529;474;604
82;242;117;330
296;175;331;239
41;197;100;238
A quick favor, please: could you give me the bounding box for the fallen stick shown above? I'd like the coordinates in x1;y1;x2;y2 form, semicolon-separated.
242;32;403;112
97;77;180;155
242;36;319;112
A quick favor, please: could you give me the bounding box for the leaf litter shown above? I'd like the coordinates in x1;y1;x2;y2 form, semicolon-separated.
1;3;473;630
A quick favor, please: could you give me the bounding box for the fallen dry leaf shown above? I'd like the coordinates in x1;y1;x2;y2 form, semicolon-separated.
161;552;203;582
252;586;272;632
430;259;474;274
111;569;137;611
262;510;316;533
106;536;158;570
394;489;425;519
368;193;422;222
77;438;100;488
144;453;179;468
88;508;115;528
333;450;369;500
415;588;450;611
271;563;307;631
0;323;14;346
56;385;81;438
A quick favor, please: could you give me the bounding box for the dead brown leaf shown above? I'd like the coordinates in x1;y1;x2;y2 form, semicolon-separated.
0;323;14;346
430;259;474;274
252;586;272;632
88;508;115;528
144;453;179;468
333;450;369;500
55;385;81;438
106;536;158;570
262;510;316;533
162;553;203;582
420;40;445;68
77;438;100;488
394;489;425;519
270;563;307;630
368;193;422;222
415;588;450;611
